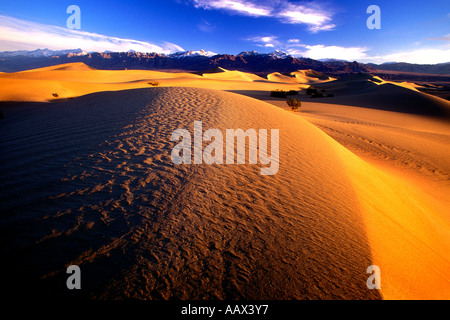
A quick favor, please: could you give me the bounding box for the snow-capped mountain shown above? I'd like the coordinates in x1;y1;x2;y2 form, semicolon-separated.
0;48;88;58
269;50;290;59
169;49;218;58
238;50;290;59
237;50;261;56
318;58;350;63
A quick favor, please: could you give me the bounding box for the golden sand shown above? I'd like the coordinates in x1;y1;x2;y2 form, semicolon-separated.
0;63;449;299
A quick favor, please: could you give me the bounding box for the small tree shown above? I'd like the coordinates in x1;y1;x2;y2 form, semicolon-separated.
286;98;301;111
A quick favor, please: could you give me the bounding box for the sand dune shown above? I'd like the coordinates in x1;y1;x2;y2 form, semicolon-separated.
1;63;449;300
267;69;334;84
267;72;299;83
291;69;334;83
0;63;304;102
202;67;265;82
19;62;97;72
311;74;450;117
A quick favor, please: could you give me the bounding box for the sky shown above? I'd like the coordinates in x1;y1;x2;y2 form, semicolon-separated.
0;0;449;64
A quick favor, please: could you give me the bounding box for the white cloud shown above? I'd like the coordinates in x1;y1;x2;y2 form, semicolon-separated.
260;36;276;43
364;47;450;64
248;33;450;64
287;44;368;61
247;35;279;48
0;15;184;53
308;24;336;33
197;20;216;33
193;0;271;17
192;0;334;32
292;44;450;64
275;2;334;32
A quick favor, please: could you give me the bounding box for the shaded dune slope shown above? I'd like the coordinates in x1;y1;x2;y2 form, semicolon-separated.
313;75;450;117
1;87;448;299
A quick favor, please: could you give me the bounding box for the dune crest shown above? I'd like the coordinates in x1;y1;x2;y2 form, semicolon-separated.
1;87;449;299
19;62;97;72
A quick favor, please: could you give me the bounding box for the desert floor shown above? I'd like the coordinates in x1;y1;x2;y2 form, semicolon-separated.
0;64;449;299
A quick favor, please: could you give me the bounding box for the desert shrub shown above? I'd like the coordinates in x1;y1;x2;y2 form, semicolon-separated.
148;82;160;87
286;98;301;111
270;90;287;98
305;87;318;96
307;87;334;98
311;92;324;98
270;90;298;98
52;93;59;98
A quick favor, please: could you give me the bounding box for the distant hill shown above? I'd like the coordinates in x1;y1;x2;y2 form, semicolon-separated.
368;62;450;75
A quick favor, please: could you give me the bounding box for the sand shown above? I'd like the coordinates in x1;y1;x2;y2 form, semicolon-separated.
0;63;312;102
0;64;449;300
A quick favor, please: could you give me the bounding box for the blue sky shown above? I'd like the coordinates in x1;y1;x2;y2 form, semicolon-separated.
0;0;449;63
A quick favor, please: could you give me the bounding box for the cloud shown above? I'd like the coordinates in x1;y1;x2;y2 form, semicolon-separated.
287;44;368;61
247;35;280;48
0;15;184;53
197;20;216;33
307;24;336;33
247;34;450;64
275;2;335;32
365;47;450;64
192;0;335;32
193;0;271;17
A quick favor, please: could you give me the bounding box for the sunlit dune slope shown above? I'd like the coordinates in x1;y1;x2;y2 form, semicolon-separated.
19;62;97;72
1;87;449;299
267;69;334;84
267;72;300;83
201;67;266;81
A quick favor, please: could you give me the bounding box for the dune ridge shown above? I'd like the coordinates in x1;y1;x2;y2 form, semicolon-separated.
1;87;449;299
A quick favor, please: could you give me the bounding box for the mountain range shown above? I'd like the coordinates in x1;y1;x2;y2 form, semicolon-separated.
0;48;449;78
